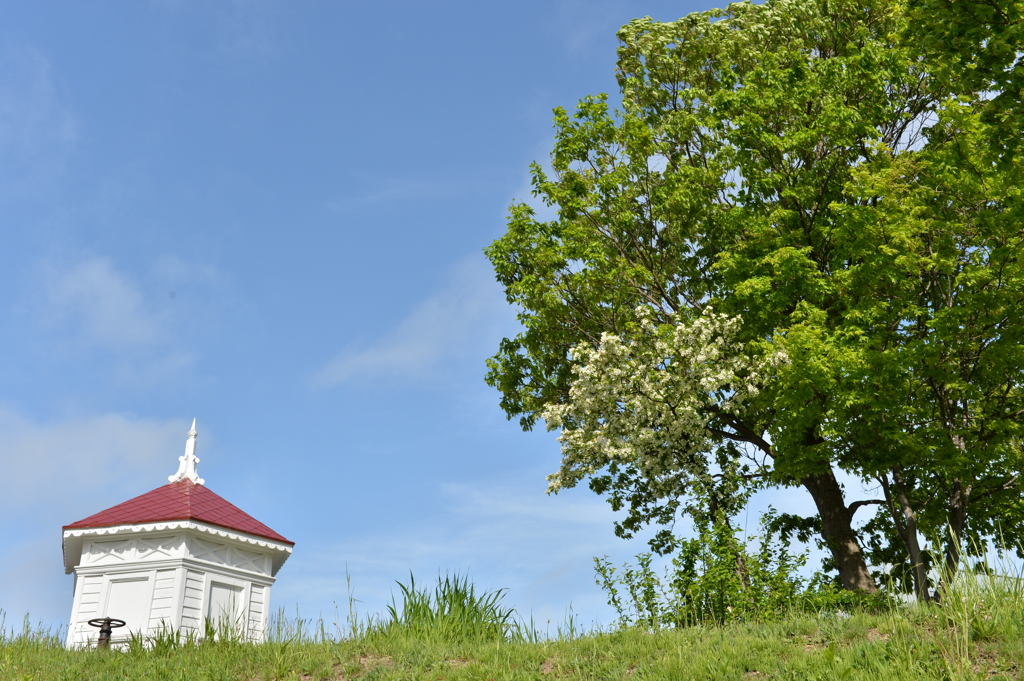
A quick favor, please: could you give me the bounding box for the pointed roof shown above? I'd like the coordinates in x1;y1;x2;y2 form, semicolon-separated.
63;479;293;545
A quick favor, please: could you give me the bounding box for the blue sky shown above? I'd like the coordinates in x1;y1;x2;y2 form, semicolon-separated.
0;0;835;633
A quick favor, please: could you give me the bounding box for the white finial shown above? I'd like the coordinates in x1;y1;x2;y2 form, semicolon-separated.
169;418;205;485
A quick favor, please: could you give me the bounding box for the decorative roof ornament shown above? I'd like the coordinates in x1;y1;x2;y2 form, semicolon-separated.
168;418;205;485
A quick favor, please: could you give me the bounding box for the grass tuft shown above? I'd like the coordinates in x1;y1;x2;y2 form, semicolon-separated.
372;571;519;643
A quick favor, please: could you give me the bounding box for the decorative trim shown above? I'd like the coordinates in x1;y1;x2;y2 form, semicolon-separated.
63;521;292;553
74;557;277;586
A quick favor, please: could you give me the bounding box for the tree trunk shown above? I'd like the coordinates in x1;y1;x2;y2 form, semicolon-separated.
715;504;751;592
944;477;970;574
802;470;878;593
880;469;931;602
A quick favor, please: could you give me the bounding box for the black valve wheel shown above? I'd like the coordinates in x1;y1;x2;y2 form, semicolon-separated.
88;617;127;629
87;617;127;649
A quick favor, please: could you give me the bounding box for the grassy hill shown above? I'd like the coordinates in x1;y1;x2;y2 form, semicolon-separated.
5;567;1024;681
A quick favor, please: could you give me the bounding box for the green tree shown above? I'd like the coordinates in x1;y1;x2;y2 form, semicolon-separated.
486;0;1024;595
832;100;1024;593
905;0;1023;161
793;0;1024;597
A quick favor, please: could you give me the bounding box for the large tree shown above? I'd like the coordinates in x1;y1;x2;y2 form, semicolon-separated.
823;0;1024;596
486;0;1024;595
831;99;1024;594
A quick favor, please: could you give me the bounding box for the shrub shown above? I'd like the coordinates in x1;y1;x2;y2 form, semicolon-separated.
595;510;812;628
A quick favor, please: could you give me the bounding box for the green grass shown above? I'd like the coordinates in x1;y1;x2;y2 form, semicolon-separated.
4;571;1024;680
377;572;519;643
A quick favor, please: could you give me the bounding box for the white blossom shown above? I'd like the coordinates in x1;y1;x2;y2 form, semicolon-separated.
543;306;787;494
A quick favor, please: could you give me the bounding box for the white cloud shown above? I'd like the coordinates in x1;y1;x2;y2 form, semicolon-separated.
0;46;78;198
216;0;278;58
0;535;68;636
326;179;468;210
148;0;278;59
324;173;500;213
553;0;630;57
0;408;186;513
149;253;223;289
313;255;512;386
26;254;230;385
40;257;166;349
0;410;191;627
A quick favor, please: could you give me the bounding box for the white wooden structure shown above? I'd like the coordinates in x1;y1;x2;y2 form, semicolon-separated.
63;420;293;648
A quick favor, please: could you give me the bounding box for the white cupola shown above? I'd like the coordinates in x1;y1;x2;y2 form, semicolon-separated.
62;420;294;648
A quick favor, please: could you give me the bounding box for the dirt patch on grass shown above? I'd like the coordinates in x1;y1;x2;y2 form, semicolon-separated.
358;654;392;670
970;648;1014;677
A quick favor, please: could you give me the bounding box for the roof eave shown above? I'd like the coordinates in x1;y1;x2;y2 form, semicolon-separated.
62;520;294;575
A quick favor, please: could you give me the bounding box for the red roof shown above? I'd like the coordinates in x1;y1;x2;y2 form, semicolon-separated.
63;480;293;545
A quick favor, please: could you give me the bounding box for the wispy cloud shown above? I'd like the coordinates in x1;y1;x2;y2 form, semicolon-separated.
0;410;194;626
313;255;512;386
40;257;166;349
149;0;279;58
547;0;663;59
325;177;485;212
278;472;861;629
0;409;186;513
553;0;623;56
216;0;278;58
0;46;78;198
24;254;231;386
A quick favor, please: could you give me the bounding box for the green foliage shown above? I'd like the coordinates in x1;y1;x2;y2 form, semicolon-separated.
371;572;519;643
798;576;890;614
905;0;1024;161
594;510;812;628
485;0;1024;595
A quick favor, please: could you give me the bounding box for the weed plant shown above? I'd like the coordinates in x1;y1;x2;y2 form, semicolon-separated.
370;572;519;644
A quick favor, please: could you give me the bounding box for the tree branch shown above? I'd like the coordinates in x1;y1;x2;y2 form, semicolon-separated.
848;499;885;516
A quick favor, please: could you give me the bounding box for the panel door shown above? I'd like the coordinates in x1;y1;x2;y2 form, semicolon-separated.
207;582;244;636
103;577;152;638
